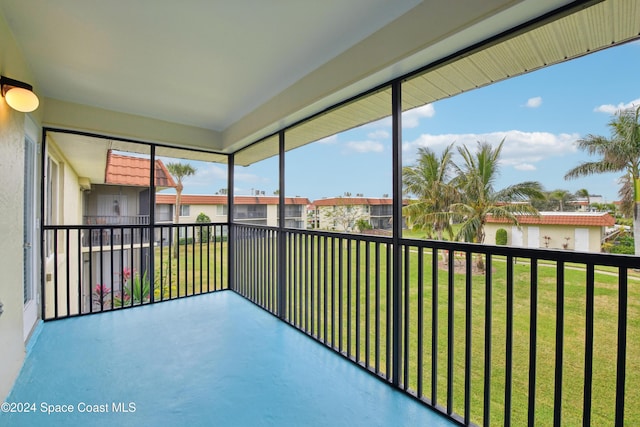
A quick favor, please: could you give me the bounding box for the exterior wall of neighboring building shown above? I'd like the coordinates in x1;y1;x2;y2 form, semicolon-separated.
84;185;147;224
484;213;613;253
43;140;83;320
155;195;308;230
312;197;393;232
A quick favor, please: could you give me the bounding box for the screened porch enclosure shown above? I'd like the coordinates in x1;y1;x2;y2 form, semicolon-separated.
36;1;640;425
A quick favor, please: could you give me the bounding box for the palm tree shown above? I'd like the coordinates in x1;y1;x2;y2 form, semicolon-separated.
402;144;458;241
166;162;197;257
565;106;640;255
575;188;590;211
549;189;572;212
450;140;544;269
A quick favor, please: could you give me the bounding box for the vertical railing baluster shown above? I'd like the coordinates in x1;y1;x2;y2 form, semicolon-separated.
366;241;371;369
305;233;310;333
484;252;493;427
199;225;203;294
447;248;454;414
316;233;321;338
432;247;438;405
191;226;196;296
386;243;392;380
77;230;82;315
417;246;424;398
553;261;565;427
347;237;352;357
615;267;628;426
331;236;335;347
109;228;114;310
310;234;316;337
99;227;104;311
505;254;514;426
323;236;328;344
583;263;595;426
356;240;361;362
206;224;210;293
65;229;70;316
88;230;92;314
375;242;381;375
176;225;181;298
339;236;344;352
527;258;538;427
465;251;473;424
403;244;409;390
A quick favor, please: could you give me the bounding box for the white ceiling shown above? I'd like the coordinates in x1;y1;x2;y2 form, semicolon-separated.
1;0;605;154
0;0;420;130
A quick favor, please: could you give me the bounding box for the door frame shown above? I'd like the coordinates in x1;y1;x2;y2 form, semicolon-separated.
23;116;39;340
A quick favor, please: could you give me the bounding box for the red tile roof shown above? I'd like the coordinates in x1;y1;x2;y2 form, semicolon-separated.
486;212;615;227
155;194;310;205
105;150;176;188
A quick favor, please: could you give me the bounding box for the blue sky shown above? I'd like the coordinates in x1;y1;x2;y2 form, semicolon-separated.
172;40;640;203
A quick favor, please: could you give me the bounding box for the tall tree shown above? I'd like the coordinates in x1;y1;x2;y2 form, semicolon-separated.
402;144;458;241
549;189;572;212
450;140;543;269
575;188;590;210
166;162;197;256
565;106;640;255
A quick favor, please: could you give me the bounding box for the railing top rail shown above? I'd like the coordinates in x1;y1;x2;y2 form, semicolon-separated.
43;222;231;230
400;237;640;268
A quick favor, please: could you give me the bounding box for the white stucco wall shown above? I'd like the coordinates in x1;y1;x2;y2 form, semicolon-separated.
0;11;41;400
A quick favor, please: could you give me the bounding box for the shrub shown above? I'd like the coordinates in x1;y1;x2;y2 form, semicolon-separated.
356;219;372;232
495;228;508;245
196;212;212;242
178;237;194;245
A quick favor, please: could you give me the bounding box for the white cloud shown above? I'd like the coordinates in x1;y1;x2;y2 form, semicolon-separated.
514;163;536;171
367;129;390;140
186;164;227;187
594;98;640;114
525;96;542;108
403;130;579;171
317;134;339;144
234;172;270;184
403;103;435;128
344;140;384;153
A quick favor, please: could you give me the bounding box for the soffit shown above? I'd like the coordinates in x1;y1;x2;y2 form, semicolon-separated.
235;0;638;166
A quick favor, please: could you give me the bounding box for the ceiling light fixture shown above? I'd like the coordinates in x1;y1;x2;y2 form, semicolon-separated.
1;75;40;113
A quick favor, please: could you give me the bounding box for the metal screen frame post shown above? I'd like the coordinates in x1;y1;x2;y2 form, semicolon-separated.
391;80;403;386
148;145;156;303
228;154;235;291
277;131;287;319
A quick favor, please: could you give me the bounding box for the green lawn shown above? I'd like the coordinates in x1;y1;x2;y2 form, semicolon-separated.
152;240;228;298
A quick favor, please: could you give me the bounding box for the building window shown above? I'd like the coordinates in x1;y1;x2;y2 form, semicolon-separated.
217;205;228;216
180;205;190;216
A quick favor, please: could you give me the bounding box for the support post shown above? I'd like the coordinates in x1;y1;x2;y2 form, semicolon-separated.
391;80;403;386
228;154;235;291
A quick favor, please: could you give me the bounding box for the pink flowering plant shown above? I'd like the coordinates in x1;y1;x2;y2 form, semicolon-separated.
92;284;111;309
114;268;150;307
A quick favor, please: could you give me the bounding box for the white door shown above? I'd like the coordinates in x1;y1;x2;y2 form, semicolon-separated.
575;228;590;252
511;226;523;246
23;117;38;340
527;226;540;248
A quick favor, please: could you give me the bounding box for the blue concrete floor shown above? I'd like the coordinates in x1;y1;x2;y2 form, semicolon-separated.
2;291;455;427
